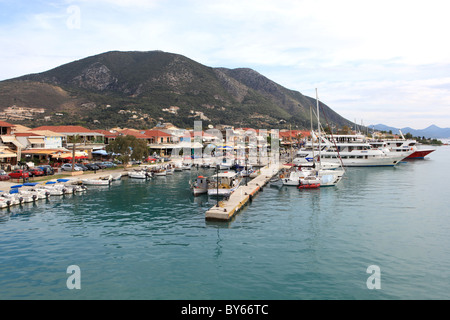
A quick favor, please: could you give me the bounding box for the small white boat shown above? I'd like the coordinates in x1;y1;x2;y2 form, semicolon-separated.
111;173;122;181
128;171;150;179
153;169;167;176
1;193;22;205
82;175;112;186
182;163;192;170
0;198;11;208
36;184;64;196
190;175;209;196
280;169;309;186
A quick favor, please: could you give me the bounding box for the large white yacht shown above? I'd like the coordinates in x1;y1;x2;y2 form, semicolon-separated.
294;133;411;167
369;134;435;160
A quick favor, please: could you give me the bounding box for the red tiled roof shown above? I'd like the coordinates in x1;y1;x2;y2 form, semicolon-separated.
279;130;311;138
33;125;97;133
13;132;41;137
143;130;172;137
0;121;14;127
93;129;120;138
118;129;149;139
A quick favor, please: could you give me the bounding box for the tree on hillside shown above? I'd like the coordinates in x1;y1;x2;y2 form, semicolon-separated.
106;135;149;167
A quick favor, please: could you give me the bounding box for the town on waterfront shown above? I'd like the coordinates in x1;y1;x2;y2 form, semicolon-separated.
0;114;443;218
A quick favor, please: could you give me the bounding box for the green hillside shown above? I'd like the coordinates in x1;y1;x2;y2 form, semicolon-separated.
0;50;354;130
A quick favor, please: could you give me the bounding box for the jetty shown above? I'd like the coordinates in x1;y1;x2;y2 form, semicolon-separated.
205;164;286;221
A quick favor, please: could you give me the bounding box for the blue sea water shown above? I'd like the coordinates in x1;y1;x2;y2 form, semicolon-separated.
1;147;449;300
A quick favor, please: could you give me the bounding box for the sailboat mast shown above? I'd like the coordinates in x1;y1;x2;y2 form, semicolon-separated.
310;104;315;161
316;88;321;169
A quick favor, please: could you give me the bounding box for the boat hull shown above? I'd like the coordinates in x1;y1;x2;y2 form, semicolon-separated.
406;149;435;159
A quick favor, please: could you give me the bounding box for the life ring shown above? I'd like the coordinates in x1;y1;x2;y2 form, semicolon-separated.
280;174;285;179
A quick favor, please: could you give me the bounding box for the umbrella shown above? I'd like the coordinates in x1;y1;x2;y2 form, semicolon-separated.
92;150;108;156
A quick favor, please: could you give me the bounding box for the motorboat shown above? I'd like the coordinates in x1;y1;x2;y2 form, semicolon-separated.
1;191;22;205
128;170;151;179
153;169;167;176
182;163;192;170
111;173;122;181
207;171;242;197
0;197;12;208
190;175;209;196
81;175;112;186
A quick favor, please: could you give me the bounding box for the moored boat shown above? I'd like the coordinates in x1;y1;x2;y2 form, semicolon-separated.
207;171;242;197
128;170;151;179
190;175;209;196
81;175;112;186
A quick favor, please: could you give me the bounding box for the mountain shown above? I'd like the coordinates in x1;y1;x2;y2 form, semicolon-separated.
0;50;354;130
371;124;450;138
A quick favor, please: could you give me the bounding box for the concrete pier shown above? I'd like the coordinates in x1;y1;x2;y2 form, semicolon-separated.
205;165;284;221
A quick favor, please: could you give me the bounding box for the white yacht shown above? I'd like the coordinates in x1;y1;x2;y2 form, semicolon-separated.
295;134;410;167
369;135;435;160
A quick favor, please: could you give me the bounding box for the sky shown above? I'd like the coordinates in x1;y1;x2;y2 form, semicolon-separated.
1;0;450;129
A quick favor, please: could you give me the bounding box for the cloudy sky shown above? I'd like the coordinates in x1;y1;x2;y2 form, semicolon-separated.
1;0;450;129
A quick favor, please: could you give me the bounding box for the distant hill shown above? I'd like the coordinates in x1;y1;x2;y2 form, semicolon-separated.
0;50;354;130
371;124;450;139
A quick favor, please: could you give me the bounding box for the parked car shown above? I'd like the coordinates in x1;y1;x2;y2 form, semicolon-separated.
0;170;10;181
61;164;82;171
28;168;45;177
38;165;55;175
8;169;30;179
94;162;107;169
85;163;100;171
101;161;117;168
75;163;88;171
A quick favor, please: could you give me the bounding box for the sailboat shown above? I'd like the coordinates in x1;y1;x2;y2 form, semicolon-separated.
298;89;345;188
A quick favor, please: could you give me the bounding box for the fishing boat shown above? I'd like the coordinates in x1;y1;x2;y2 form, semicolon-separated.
207;171;242;197
190;175;209;196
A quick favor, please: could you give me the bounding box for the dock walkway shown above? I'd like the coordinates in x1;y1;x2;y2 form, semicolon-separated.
205;164;286;221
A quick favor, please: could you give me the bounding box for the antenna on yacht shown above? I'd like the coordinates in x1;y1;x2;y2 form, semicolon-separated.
399;129;405;140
